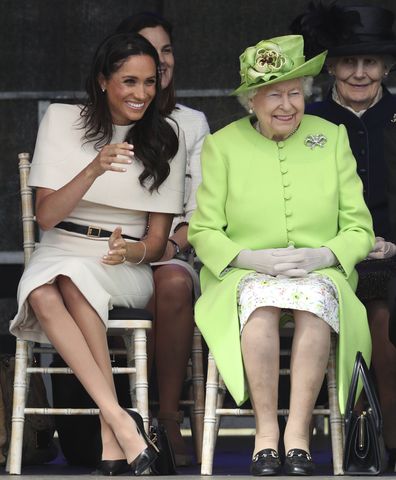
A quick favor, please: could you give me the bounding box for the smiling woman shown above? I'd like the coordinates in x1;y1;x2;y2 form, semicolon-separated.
188;34;374;476
293;4;396;464
249;78;305;140
99;55;157;125
327;55;390;112
9;31;186;476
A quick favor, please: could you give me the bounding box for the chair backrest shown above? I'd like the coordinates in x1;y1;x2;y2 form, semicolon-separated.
18;153;35;266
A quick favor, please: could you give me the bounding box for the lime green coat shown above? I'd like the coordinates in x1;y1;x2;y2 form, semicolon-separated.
188;114;375;413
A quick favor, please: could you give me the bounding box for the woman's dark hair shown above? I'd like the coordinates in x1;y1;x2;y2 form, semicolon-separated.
81;32;178;192
116;12;176;115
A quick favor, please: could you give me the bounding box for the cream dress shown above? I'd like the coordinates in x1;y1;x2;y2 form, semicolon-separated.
10;103;186;344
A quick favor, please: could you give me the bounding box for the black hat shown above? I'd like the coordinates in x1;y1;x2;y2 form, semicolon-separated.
290;2;396;59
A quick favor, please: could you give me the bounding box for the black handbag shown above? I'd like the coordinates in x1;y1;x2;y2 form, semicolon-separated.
150;424;177;475
343;352;387;475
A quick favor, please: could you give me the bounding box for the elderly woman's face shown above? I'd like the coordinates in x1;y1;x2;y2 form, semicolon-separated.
331;55;388;112
250;78;304;141
100;54;157;125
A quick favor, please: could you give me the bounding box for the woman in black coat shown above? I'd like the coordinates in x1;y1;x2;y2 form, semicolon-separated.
292;2;396;466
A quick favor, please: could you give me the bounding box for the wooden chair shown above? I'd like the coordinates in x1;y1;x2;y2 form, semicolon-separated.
200;332;344;475
176;325;205;463
7;152;153;474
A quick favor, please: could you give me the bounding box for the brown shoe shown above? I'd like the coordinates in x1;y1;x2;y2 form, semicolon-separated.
157;411;193;467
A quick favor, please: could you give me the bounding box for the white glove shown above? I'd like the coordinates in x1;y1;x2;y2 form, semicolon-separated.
272;247;337;277
231;246;297;276
367;237;396;260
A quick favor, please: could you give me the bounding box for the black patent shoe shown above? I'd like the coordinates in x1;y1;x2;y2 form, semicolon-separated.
124;409;159;475
284;449;315;476
250;448;282;476
99;459;130;476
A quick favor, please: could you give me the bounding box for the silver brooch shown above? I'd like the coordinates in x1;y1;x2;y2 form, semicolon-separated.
391;114;396;123
304;134;327;149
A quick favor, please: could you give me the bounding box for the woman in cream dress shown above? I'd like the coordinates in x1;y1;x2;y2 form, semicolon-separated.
10;32;186;476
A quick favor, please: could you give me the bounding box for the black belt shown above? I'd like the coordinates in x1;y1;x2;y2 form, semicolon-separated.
55;221;140;241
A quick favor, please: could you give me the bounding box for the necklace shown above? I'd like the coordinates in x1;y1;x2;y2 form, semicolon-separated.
255;121;300;141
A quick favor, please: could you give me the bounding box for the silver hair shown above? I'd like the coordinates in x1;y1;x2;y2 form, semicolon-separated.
237;76;314;112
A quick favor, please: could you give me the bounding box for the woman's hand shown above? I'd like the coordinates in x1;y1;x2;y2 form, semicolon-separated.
367;236;396;259
102;227;128;265
87;142;134;179
272;247;336;276
232;246;337;277
157;240;177;262
231;246;296;276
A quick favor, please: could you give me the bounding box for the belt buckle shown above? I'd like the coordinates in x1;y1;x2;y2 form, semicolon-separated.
87;225;102;237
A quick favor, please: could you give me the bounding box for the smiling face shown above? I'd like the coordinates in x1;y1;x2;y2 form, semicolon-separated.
138;26;175;89
251;78;305;141
100;54;157;125
331;55;388;112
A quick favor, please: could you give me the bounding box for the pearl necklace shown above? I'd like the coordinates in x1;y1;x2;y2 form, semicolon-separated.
255;121;300;141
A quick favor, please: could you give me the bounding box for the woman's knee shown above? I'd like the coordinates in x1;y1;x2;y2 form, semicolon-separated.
153;266;193;302
28;284;59;315
56;275;84;303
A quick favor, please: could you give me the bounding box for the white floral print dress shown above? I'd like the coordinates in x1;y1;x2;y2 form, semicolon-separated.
237;272;339;333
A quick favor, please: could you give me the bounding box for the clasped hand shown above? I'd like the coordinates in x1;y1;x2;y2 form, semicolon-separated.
102;227;127;265
232;246;336;277
367;236;396;260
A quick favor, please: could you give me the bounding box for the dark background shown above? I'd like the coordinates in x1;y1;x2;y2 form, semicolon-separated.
1;0;396;335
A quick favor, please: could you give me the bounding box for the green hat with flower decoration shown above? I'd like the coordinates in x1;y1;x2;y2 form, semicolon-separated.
232;35;327;95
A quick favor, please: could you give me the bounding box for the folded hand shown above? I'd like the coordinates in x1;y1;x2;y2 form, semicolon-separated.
271;247;336;276
367;237;396;260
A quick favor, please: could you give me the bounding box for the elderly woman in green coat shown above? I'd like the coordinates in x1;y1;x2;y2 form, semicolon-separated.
188;35;374;476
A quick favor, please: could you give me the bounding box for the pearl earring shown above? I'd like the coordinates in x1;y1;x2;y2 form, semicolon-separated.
101;86;106;93
249;108;253;114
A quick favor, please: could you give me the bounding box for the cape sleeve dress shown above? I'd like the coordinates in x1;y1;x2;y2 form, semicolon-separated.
10;103;186;344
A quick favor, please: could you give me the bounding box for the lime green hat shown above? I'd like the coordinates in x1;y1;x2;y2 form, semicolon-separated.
232;35;327;95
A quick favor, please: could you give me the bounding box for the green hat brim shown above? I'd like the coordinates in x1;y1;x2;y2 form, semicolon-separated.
231;50;327;96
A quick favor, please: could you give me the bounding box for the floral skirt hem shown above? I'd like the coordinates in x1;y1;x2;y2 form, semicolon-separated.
237;272;339;333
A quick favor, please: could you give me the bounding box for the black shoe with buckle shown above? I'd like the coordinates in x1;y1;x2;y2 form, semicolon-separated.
250;448;281;476
284;449;315;476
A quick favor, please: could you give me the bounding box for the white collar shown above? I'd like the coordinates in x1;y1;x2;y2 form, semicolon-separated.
332;84;383;118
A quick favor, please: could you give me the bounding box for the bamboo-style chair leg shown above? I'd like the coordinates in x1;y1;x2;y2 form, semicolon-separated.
201;352;221;475
131;329;149;433
7;339;30;475
327;334;344;475
216;376;227;437
191;326;205;463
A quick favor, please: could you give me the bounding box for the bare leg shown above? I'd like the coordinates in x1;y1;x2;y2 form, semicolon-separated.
28;281;146;463
284;310;330;453
153;264;194;455
56;275;123;461
241;306;281;455
366;300;396;449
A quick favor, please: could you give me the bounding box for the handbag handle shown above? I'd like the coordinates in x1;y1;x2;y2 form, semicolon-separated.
345;351;382;431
